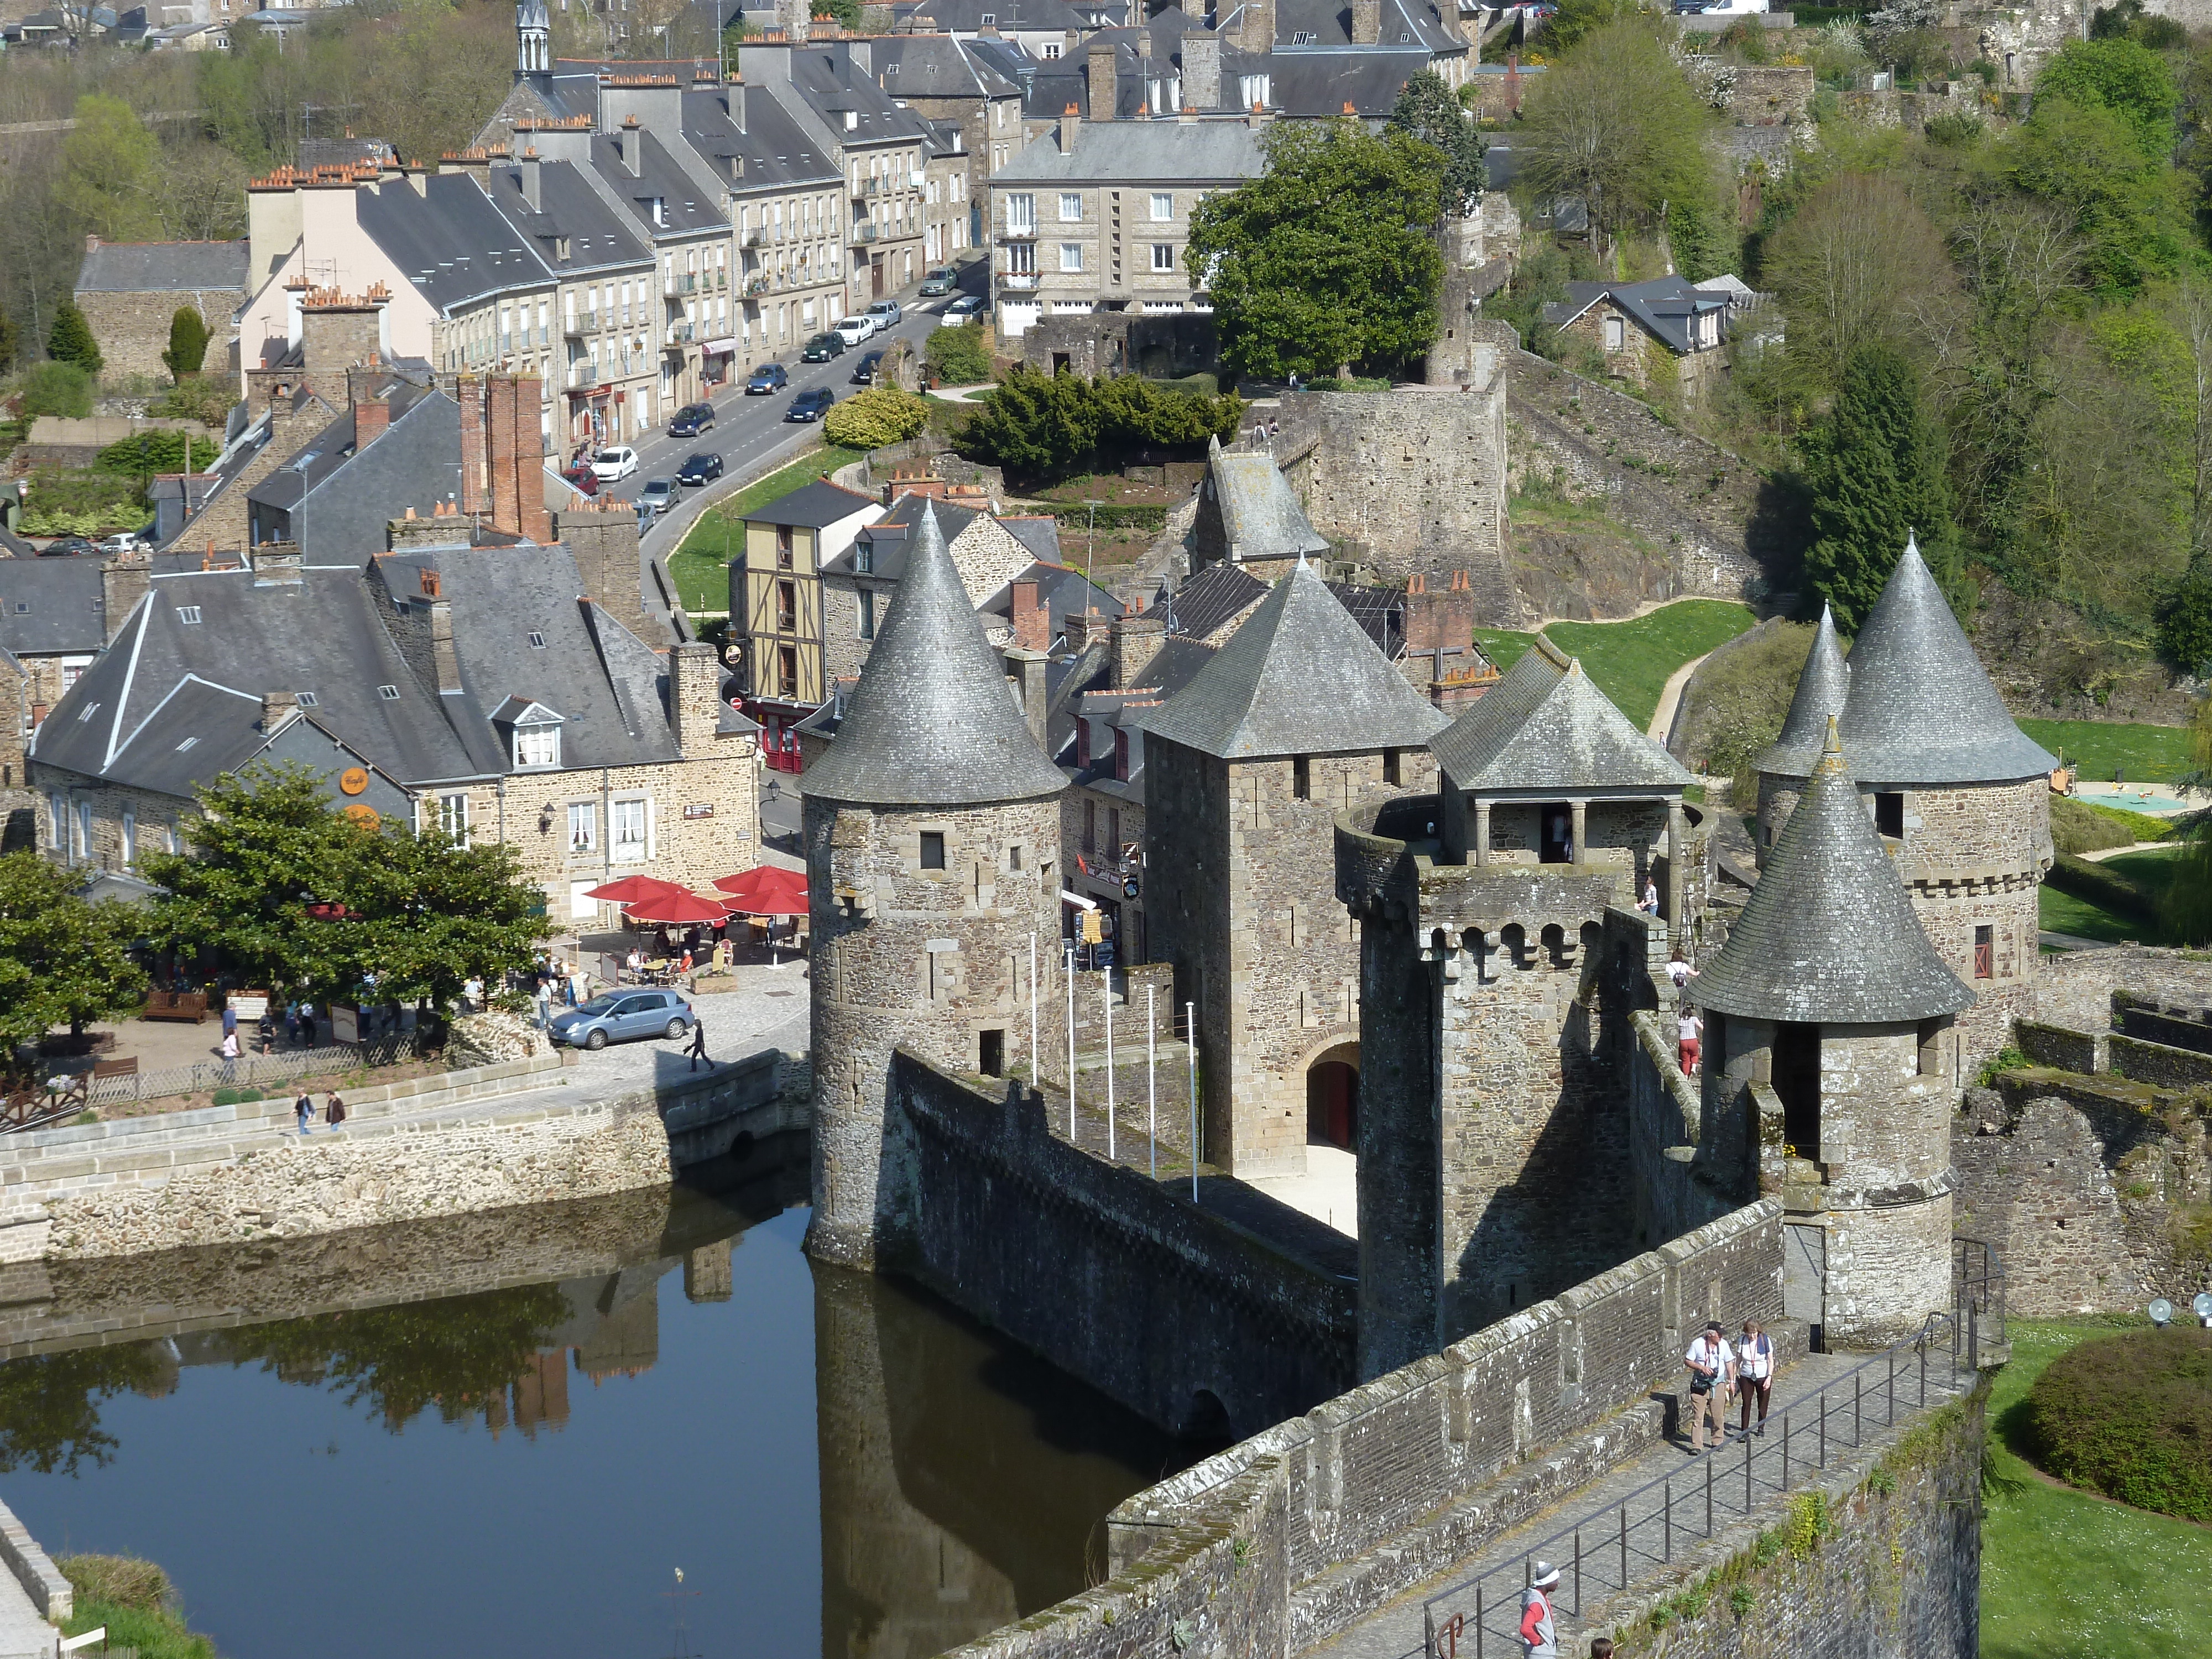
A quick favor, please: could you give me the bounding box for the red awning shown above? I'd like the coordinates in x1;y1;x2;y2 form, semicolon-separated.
710;865;810;916
622;890;734;926
585;875;687;904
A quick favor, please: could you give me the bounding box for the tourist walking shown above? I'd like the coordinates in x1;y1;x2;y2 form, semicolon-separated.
325;1093;347;1129
1640;877;1660;915
687;1017;709;1072
1666;947;1697;991
1683;1321;1734;1453
294;1092;314;1136
1736;1318;1775;1436
1519;1562;1559;1659
221;1001;237;1044
218;1027;239;1068
535;980;552;1030
1677;1006;1703;1076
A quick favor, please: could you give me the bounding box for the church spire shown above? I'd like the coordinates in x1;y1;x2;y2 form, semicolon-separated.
517;0;550;77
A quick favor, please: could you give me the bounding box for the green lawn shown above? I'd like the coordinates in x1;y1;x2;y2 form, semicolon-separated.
1473;599;1759;731
2041;846;2187;945
664;445;866;614
2020;719;2197;785
1982;1318;2212;1659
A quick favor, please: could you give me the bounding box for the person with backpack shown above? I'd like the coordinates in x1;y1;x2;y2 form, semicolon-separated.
1519;1562;1559;1658
1683;1321;1734;1453
1737;1318;1775;1436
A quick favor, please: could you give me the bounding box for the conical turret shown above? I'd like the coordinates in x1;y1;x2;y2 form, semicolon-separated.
1752;604;1849;780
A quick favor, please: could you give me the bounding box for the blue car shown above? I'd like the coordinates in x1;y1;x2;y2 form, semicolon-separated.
549;988;696;1050
786;387;834;422
746;363;789;395
667;402;716;437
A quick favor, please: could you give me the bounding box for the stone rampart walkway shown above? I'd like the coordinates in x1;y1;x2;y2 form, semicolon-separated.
1304;1342;1978;1659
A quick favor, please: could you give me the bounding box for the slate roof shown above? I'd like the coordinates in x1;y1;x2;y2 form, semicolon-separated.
477;155;653;283
1138;556;1446;759
1000;515;1062;564
679;87;843;193
75;239;249;295
801;501;1067;806
905;0;1088;30
781;43;940;148
1695;719;1973;1025
875;32;1027;97
583;128;731;242
1754;604;1849;781
0;556;107;656
248;389;463;562
357;172;559;318
1838;539;2056;786
1543;275;1731;355
1431;634;1691;794
1206;434;1329;565
975;559;1123;630
744;478;879;530
989;118;1264;185
1163;560;1267;641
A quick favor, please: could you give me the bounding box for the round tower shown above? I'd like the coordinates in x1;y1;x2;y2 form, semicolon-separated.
802;503;1067;1269
1833;539;2054;1063
1751;602;1848;867
1697;718;1975;1347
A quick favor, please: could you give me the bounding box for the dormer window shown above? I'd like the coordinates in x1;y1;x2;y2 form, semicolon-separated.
844;110;858;131
555;236;573;261
515;721;561;768
495;696;566;769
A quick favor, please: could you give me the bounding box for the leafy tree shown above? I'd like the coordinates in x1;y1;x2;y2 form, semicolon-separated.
1534;0;1642;55
1187;119;1443;382
924;322;993;385
822;386;932;450
1665;195;1738;285
1760;173;1954;389
1387;69;1486;215
813;0;862;28
2007;95;2193;300
160;306;210;383
2158;554;2212;676
2036;36;2181;158
1512;23;1712;263
18;362;93;420
1801;343;1963;632
0;855;147;1056
95;428;212;478
56;95;160;242
139;763;544;1014
2091;0;2189;45
46;304;103;378
958;368;1242;479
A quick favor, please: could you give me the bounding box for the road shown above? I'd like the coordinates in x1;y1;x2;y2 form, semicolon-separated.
585;262;987;581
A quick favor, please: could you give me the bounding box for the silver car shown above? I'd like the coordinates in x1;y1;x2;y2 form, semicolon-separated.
636;478;680;518
549;988;695;1049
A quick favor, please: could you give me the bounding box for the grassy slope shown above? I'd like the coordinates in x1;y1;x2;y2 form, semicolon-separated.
1473;599;1757;731
663;445;867;614
2040;844;2186;945
1982;1318;2212;1659
2020;719;2196;784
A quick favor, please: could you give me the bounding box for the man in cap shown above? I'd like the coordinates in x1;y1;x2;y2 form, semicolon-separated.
1520;1561;1560;1658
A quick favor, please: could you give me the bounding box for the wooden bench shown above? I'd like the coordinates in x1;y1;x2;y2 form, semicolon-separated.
144;991;208;1023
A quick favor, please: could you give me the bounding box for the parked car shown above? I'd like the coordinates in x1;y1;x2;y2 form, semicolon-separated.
549;988;696;1050
677;452;724;487
942;293;986;318
831;314;874;346
635;477;680;517
96;533;148;555
746;362;789;394
38;536;95;557
786;387;836;422
801;332;846;363
562;462;601;495
667;402;716;437
850;349;885;385
917;267;958;296
864;299;903;328
592;446;639;482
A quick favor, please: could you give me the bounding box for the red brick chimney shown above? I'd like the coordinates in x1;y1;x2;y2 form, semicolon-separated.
488;375;521;536
457;374;487;519
514;374;551;545
354;394;389;450
1011;578;1049;651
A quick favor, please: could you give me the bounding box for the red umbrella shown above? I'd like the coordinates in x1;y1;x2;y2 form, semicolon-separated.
586;875;687;904
622;889;734;926
710;865;810;916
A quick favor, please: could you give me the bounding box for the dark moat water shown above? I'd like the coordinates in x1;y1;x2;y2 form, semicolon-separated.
0;1144;1180;1658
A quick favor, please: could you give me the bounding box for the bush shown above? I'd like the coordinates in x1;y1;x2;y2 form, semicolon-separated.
18;360;93;419
923;323;992;386
95;428;215;476
46;304;103;377
161;306;209;382
147;375;236;429
2045;848;2162;921
2021;1325;2212;1522
958;366;1244;480
2051;794;2142;855
822;386;931;451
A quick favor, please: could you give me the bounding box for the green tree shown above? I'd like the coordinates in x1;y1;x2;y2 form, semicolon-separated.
56;95;161;242
160;306;210;383
1387;68;1487;214
2007;95;2193;300
924;323;992;385
0;855;147;1055
2036;36;2181;157
46;304;102;378
1801;343;1963;631
1187;119;1443;382
822;386;932;450
2158;554;2212;675
959;364;1105;475
18;362;93;420
1512;22;1712;262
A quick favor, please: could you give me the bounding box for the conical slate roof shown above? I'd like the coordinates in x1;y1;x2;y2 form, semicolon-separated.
1753;605;1850;780
1136;557;1448;759
1432;635;1693;792
800;501;1067;807
1837;539;2056;786
1696;718;1973;1026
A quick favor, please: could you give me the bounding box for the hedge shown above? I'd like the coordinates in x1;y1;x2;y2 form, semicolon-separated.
2044;849;2161;921
1044;502;1167;532
2022;1326;2212;1522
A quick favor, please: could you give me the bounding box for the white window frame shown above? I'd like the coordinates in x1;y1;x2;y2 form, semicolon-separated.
1058;192;1082;222
439;792;470;841
514;723;561;768
611;796;649;862
1151;242;1176;272
1058;242;1084;273
122;808;135;870
1006;193;1035;233
1150;192;1173;222
568;800;596;853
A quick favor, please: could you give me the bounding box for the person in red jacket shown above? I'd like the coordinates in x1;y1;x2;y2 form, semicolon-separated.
1520;1562;1559;1658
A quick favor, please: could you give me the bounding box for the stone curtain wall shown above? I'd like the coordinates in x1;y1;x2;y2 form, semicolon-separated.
889;1052;1357;1438
77;289;238;385
916;1191;1783;1659
2042;947;2212;1031
2116;997;2212;1055
1505;353;1773;610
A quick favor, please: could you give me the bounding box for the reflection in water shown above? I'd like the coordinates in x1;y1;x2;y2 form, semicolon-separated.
0;1150;1175;1658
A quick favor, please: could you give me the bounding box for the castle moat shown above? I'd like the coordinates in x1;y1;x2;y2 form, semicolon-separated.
0;1146;1178;1659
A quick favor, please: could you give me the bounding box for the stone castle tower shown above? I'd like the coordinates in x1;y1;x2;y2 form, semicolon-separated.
1702;718;1974;1345
1340;638;1696;1375
1755;542;2054;1063
802;503;1067;1269
1138;556;1447;1180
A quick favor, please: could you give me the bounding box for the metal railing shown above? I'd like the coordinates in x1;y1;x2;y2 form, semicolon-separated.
851;221;879;245
1955;1236;2006;1351
1420;1311;1985;1658
11;1031;429;1125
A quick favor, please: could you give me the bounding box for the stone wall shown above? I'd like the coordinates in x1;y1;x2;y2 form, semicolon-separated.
890;1051;1356;1439
2042;946;2212;1032
77;287;241;385
916;1196;1784;1659
2115;996;2212;1055
0;1493;68;1625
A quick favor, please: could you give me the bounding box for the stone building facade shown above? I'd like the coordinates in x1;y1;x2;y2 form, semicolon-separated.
803;501;1068;1268
72;235;249;383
